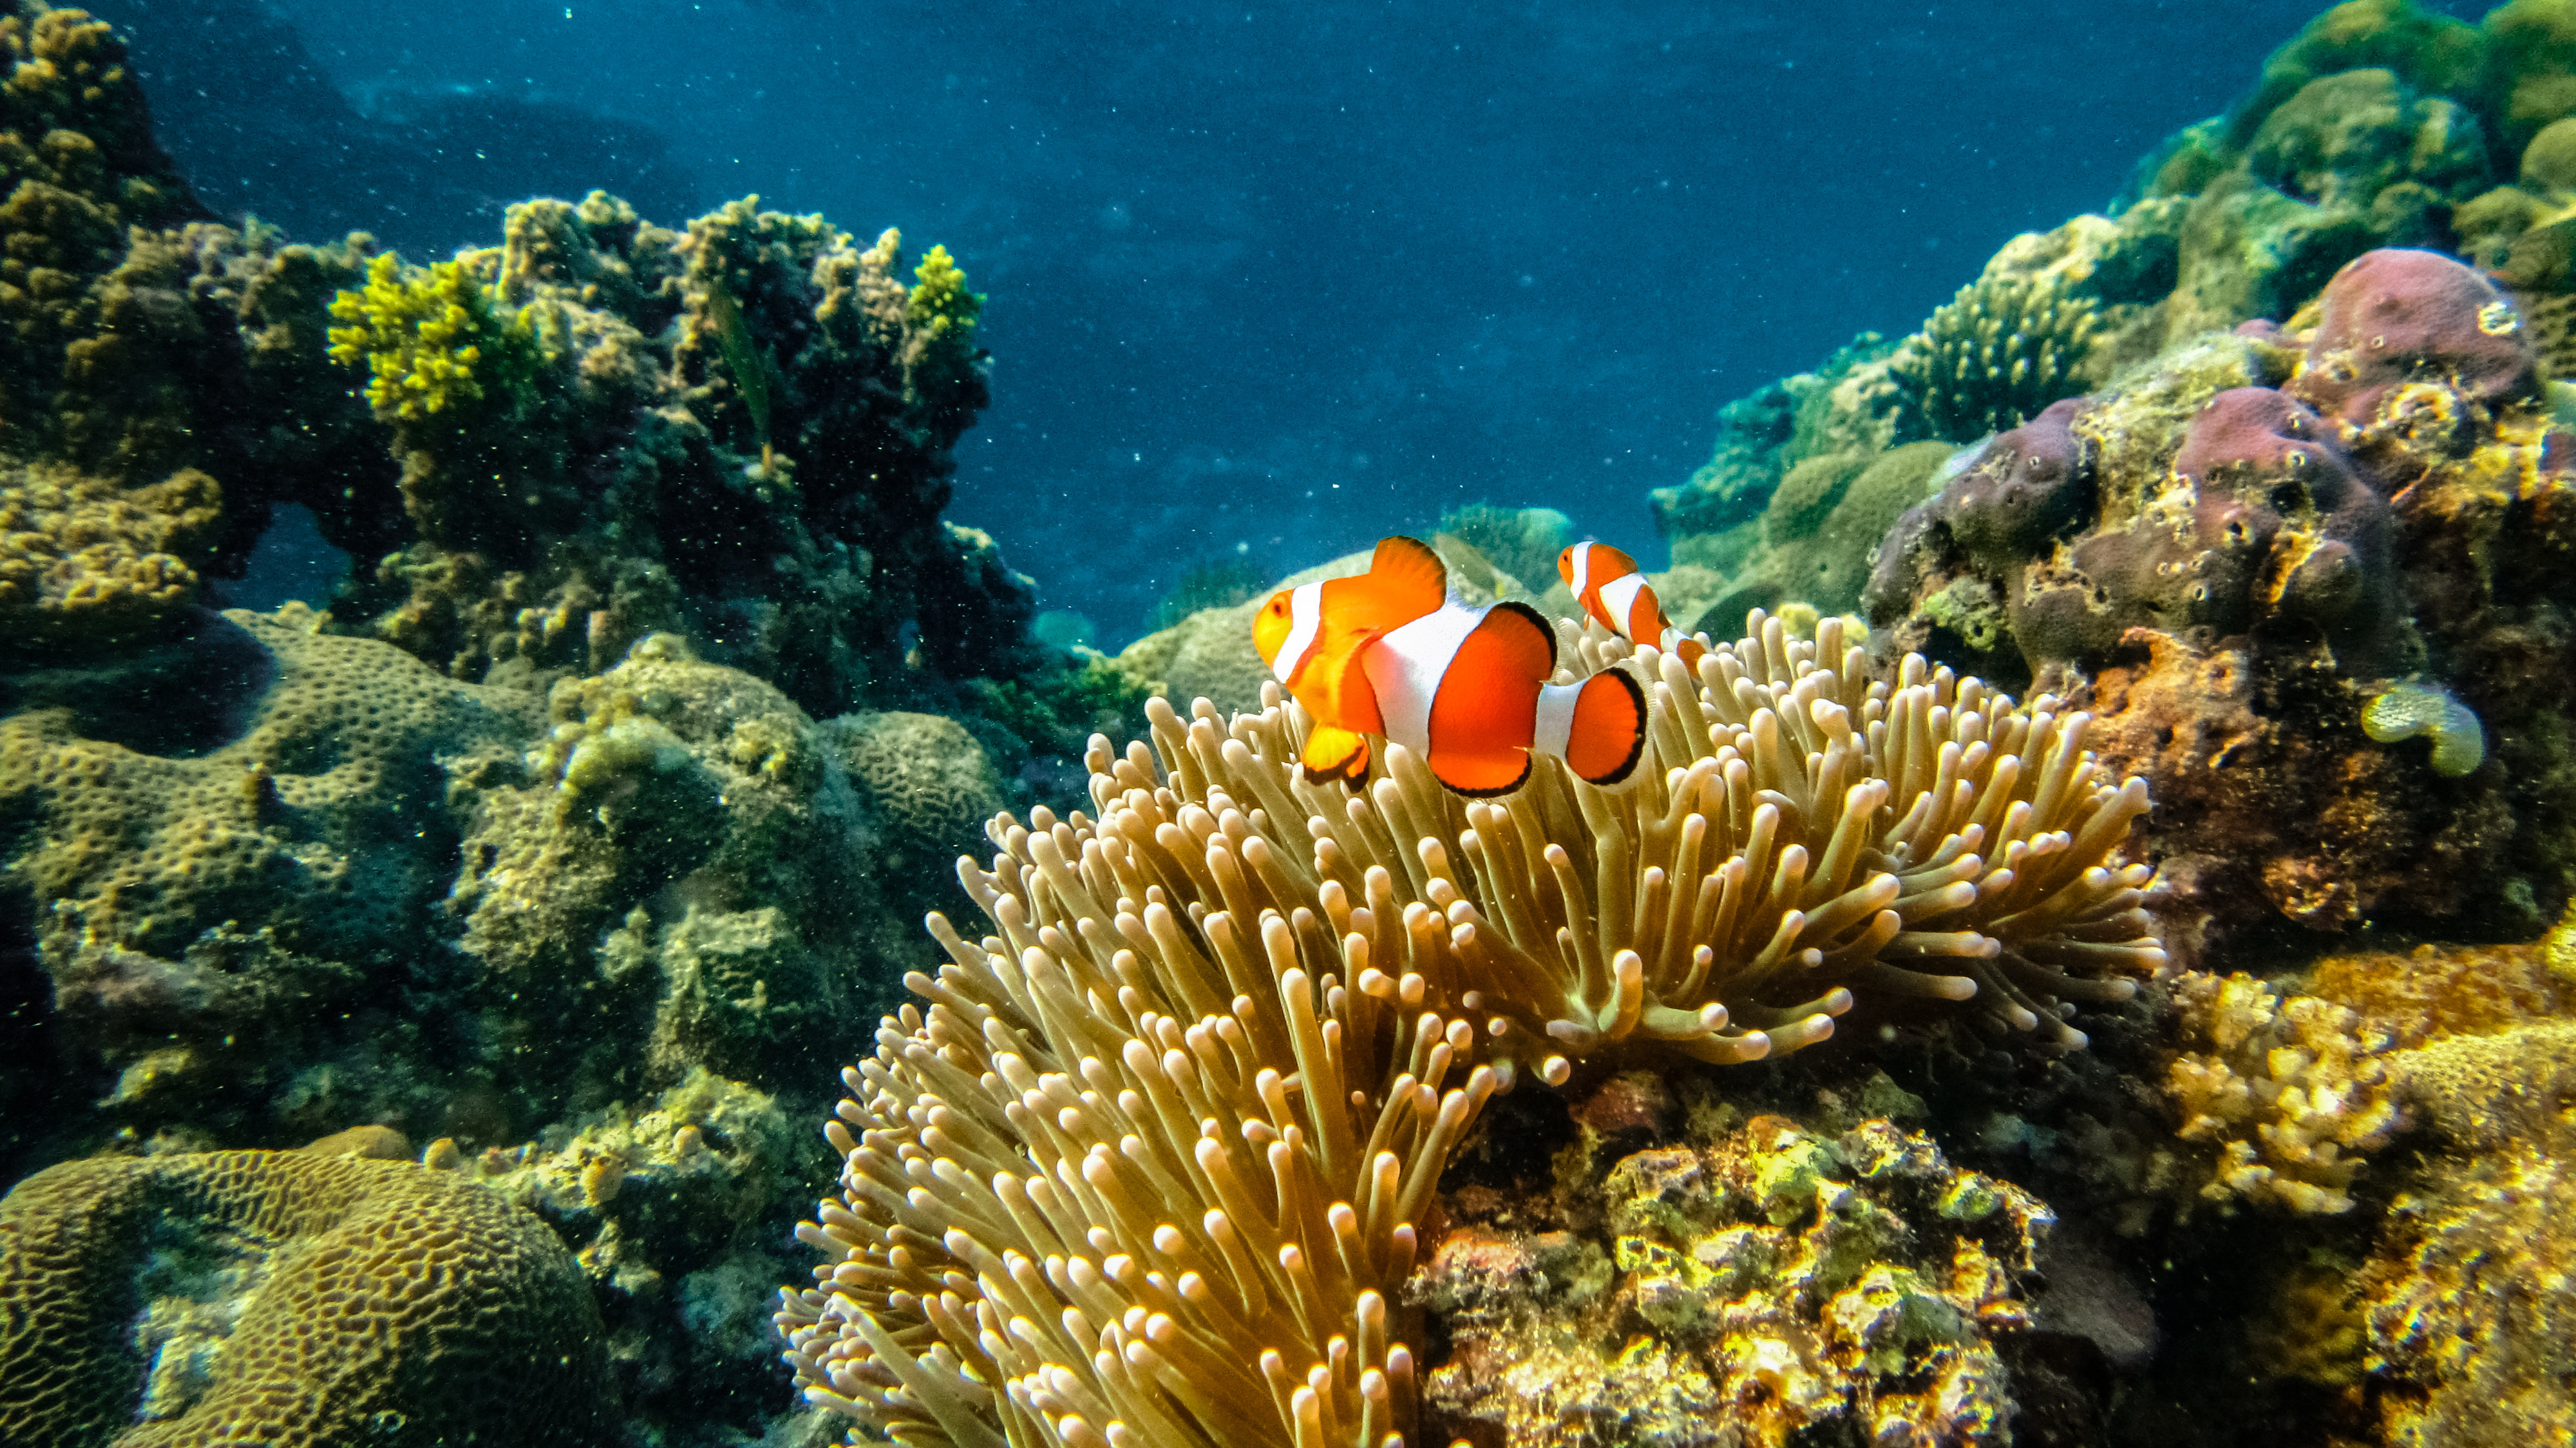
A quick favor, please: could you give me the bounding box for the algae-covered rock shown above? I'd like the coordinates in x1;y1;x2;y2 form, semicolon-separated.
459;1067;824;1442
0;613;916;1173
1419;1098;2055;1448
1679;439;1954;629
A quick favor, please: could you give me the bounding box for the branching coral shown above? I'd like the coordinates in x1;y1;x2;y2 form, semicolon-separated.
1891;274;2101;444
777;609;2162;1448
326;253;526;422
2161;971;2402;1214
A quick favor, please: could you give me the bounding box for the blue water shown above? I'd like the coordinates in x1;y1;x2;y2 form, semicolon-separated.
119;0;2485;642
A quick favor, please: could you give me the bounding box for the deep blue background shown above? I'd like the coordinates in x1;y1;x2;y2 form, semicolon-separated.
120;0;2488;643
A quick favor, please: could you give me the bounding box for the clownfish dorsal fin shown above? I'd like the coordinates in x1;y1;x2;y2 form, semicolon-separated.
1361;535;1448;622
1299;724;1372;785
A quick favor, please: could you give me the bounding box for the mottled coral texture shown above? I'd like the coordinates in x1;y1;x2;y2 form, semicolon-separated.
1865;249;2573;943
1419;1106;2050;1448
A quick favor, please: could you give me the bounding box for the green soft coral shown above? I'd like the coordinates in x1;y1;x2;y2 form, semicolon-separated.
326;253;524;422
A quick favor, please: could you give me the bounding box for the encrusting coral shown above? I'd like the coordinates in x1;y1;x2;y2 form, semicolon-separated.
778;605;2164;1447
1419;1108;2053;1448
0;1143;609;1447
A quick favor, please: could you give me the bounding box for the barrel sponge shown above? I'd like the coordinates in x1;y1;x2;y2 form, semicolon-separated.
0;1148;608;1447
0;463;222;653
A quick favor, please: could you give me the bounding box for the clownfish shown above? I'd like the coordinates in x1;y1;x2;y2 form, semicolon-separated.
1253;536;1647;796
1557;541;1705;669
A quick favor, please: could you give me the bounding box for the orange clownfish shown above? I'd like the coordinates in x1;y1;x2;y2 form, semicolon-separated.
1253;536;1647;796
1557;541;1705;669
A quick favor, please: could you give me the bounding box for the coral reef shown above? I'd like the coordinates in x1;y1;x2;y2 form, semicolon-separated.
317;195;1045;719
1862;249;2574;939
1419;1107;2052;1448
781;585;2164;1443
2160;970;2403;1214
1435;503;1578;597
1678;439;1956;628
0;607;1025;1440
2360;1016;2576;1446
0;463;222;650
0;1141;608;1446
457;1068;828;1441
0;17;1099;1438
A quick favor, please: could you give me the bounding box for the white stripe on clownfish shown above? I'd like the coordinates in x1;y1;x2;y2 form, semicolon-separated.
1566;541;1602;598
1596;570;1650;636
1361;604;1488;757
1530;680;1584;759
1271;581;1327;687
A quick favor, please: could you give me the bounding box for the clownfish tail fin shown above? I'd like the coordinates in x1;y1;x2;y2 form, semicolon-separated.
1537;667;1647;787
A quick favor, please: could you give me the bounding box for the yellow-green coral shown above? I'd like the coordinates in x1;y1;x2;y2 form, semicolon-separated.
2363;678;2487;776
326;254;516;422
898;241;987;431
2162;971;2402;1215
904;242;981;350
1421;1115;2045;1448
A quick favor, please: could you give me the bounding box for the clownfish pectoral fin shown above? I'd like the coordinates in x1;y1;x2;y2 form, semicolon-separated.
1363;535;1450;621
1299;724;1372;786
1663;631;1708;670
1538;667;1648;787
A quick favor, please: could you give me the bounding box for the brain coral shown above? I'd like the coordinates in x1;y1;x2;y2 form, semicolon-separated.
0;1147;607;1447
822;709;1006;884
